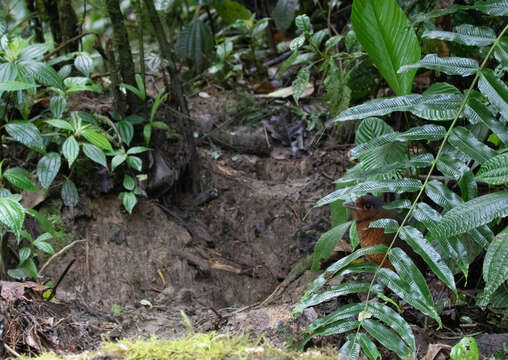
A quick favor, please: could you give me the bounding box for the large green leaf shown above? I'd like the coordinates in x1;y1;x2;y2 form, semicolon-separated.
351;0;420;95
356;333;381;360
175;20;213;67
448;126;497;164
4;167;37;191
339;333;362;360
431;192;508;238
297;245;388;305
61;179;78;207
0;80;38;91
398;54;478;76
355;118;393;144
18;60;63;89
294;282;373;313
478;227;508;309
0;197;24;238
5;121;45;153
378;250;441;326
478;69;508;115
399;226;457;294
474;0;508;16
62;136;80;167
465;97;508;145
82;143;107;168
74;53;93;77
422;24;496;46
362;320;413;359
311;221;352;271
215;0;251;25
82;129;113;152
18;43;51;61
271;0;299;32
306;303;364;334
37;153;61;189
476;152;508;185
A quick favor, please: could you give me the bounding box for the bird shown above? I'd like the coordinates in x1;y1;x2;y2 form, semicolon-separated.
343;194;424;271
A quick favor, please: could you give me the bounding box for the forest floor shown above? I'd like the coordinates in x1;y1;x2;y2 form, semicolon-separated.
3;90;507;360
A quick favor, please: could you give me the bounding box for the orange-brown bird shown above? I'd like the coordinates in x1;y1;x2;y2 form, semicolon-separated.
343;195;424;271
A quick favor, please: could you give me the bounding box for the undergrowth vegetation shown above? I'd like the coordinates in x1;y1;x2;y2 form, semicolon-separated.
294;0;508;358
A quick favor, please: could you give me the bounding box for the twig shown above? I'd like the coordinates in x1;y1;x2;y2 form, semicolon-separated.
43;32;96;61
39;239;85;275
4;344;21;358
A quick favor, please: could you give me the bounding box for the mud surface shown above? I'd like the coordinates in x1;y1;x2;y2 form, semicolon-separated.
41;119;350;340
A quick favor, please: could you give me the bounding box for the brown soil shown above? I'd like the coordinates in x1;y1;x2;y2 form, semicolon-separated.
38;92;352;344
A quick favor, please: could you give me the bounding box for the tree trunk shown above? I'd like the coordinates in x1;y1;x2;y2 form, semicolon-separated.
143;0;201;194
105;0;141;113
56;0;79;52
42;0;62;45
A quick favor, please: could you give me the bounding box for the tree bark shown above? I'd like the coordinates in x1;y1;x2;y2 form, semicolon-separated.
56;0;79;52
105;0;141;113
143;0;201;194
42;0;62;45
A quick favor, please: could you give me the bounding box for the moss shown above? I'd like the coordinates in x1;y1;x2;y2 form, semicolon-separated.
19;332;339;360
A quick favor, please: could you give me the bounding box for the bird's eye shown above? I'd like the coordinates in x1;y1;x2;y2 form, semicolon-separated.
365;203;372;209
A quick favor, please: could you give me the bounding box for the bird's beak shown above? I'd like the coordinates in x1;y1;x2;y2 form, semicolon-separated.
343;200;360;210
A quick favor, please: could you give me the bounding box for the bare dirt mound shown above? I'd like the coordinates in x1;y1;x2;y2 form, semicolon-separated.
40;143;349;340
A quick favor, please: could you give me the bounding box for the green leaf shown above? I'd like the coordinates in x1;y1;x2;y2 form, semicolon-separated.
450;337;479;360
448;126;497;164
62;136;80;167
474;0;508;16
366;302;415;351
355;333;381;360
74;53;93;77
175;20;213;67
351;0;420;95
19;60;63;89
34;240;55;254
410;93;463;121
355;117;393;144
127;156;142;171
298;245;388;303
117;120;134;146
82;143;107;168
294;282;373;313
431;192;508;238
362;320;412;359
339;334;361;360
425;180;463;211
292;67;310;104
465;97;508;145
398;54;478;77
0;80;38;91
5;121;45;153
378;259;441;326
311;221;352;271
19;247;31;264
349;221;360;250
478;228;508;309
272;0;299;32
151;121;169;130
123;175;135;191
49;97;66;119
400;226;457;295
459;170;477;202
127;146;150;155
4;167;37;191
0;197;24;238
306;303;364;334
423;24;496;46
37;153;61;189
295;14;311;33
82;129;113;152
144;124;152;144
18;43;51;61
215;0;251;25
476;152;508;185
111;153;127;171
46;120;72;133
478;69;508;115
120;191;137;214
303;319;360;347
61;179;78;207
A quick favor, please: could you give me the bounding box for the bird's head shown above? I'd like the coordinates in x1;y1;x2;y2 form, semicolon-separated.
343;194;387;222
